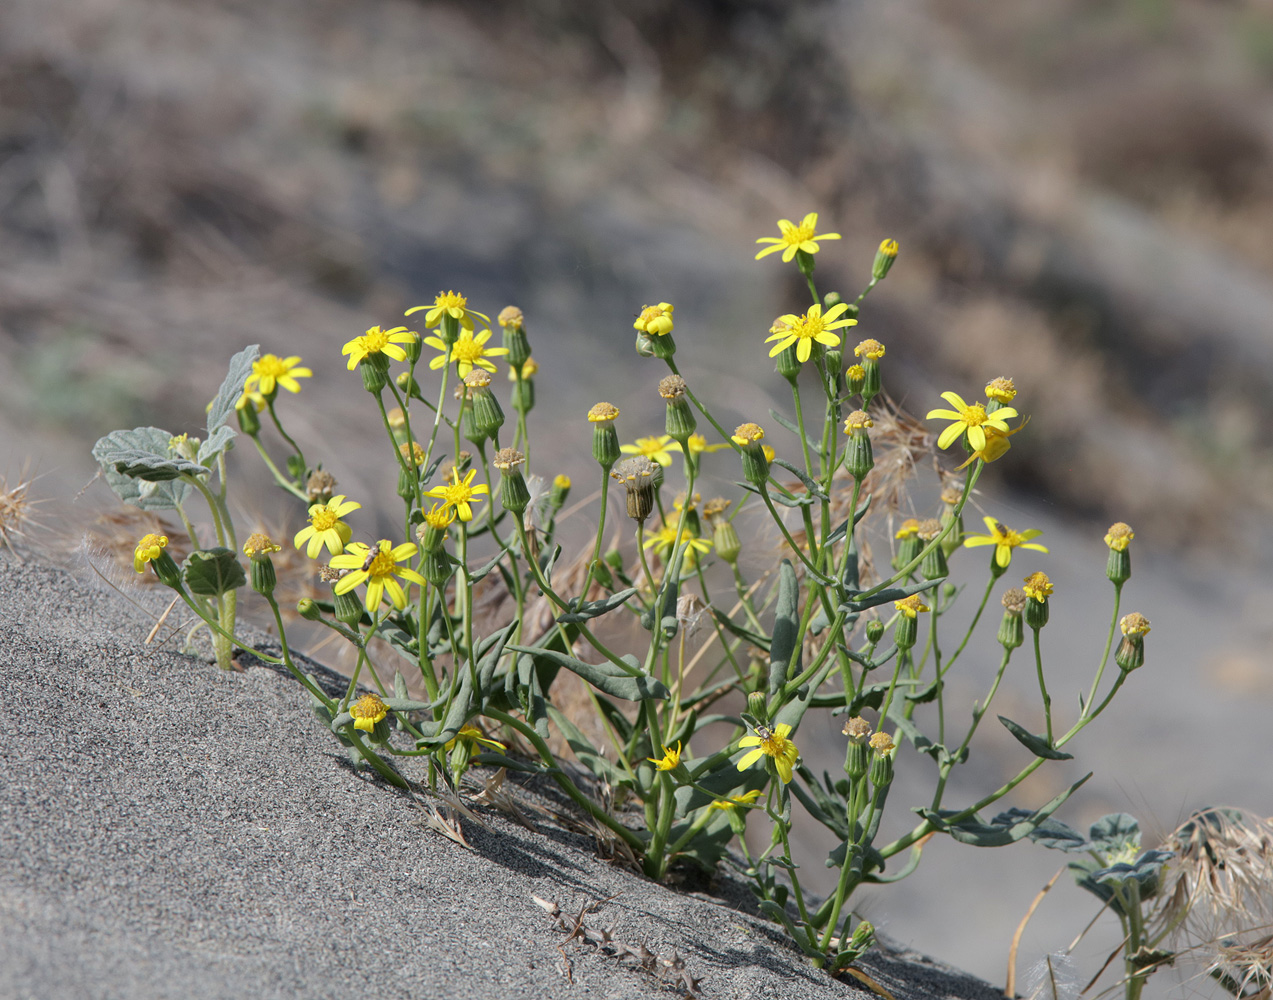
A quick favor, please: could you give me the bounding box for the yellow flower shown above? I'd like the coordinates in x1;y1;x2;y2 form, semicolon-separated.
926;391;1019;452
331;539;426;611
643;520;712;565
588;402;619;423
242;532;281;557
731;423;765;447
235;388;267;412
406;290;489;331
736;723;800;784
679;433;729;455
709;789;763;812
647;741;682;771
765;303;858;363
633;302;674;337
445;725;507;753
423;467;489;522
754;212;841;262
894;519;920;539
964;516;1047;568
844;410;873;432
423;327;508;377
294;495;361;559
985;377;1017;404
133;533;168;573
894;594;930;618
869;731;895;757
508;357;538;380
497;305;524;329
853;338;885;360
244;354;312;396
350;693;388;733
553;474;571;490
1105;522;1134;551
1022;571;1054;602
400;441;427;466
1120;612;1150;636
342;326;417;369
620;435;677;467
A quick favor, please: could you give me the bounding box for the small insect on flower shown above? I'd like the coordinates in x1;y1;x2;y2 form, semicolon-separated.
330;539;426;612
964;516;1047;569
736;723;800;784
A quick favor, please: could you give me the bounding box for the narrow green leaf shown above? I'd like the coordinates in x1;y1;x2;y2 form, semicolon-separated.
767;409;801;436
998;715;1074;760
505;644;668;701
770;458;830;501
768;560;799;699
556;587;638;624
839;578;938;613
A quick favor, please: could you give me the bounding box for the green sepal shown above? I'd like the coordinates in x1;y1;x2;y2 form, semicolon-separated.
504;645;668;701
182;547;246;596
998;715;1074;760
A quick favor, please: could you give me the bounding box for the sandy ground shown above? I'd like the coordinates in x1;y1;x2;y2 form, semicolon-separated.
1;559;1016;1000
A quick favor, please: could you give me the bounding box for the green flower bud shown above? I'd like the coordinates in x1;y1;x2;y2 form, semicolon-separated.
732;422;770;486
892;520;922;573
865;620;885;645
853;339;885;406
712;517;742;564
772;325;801;382
1104;522;1134;585
659;375;697;442
359;356;389;393
894;613;919;651
494;448;531;514
611;456;659;523
872;238;899;281
1022;572;1053;630
463;371;504;444
236;402;262;436
243;533;281;597
842;410;874;481
334;588;366;626
422;547;453;587
499;306;531;369
868;731;895;787
297;598;322;621
150;549;183;590
550;475;571;512
843;717;872;781
588;403;621;469
1115;613;1150;672
846;364;866;398
747;691;769;723
917;520;948;580
396;371;424;402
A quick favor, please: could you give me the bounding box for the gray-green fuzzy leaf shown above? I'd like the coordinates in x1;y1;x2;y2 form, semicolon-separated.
206;345;260;435
182;547;246;596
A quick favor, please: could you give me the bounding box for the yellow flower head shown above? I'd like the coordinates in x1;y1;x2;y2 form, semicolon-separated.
399;441;427;467
331;538;426;611
235;388;267;413
497;305;524;329
643;520;712;565
844;409;873;433
294;495;361;559
620;435;677;467
877;238;899;259
634;302;674;337
953;419;1029;471
1120;612;1151;637
869;731;896;757
342;326;417;370
731;422;766;447
1105;522;1135;552
445;724;507;753
842;717;872;743
894;518;921;540
423;467;489;522
854;338;885;360
1022;571;1054;602
682;433;729;456
553;474;571;490
421;503;456;532
243;532;281;557
736;723;800;784
926;391;1019;452
755;212;842;262
846;363;866;383
508;357;538;380
245;354;312;397
350;693;388;733
386;407;406;430
894;594;930;618
985;377;1017;404
647;741;682;772
406;290;489;331
133;533;168;573
765;303;858;364
964;516;1047;569
424;327;508;377
709;789;763;812
588;402;619;424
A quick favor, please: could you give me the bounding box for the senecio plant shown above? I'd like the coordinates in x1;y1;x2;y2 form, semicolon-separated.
95;213;1151;977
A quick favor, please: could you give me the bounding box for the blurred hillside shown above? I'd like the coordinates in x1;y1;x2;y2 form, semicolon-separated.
2;0;1272;553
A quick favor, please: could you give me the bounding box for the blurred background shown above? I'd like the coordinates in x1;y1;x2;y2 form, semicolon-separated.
2;0;1272;995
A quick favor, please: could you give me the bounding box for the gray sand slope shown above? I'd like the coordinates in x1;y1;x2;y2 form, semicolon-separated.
1;563;1006;1000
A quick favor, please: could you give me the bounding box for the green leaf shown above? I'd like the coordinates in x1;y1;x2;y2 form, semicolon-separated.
475;620;518;693
182;547;246;596
839;578;938;614
1088;813;1142;854
767;409;801;436
757;901;823;959
100;463;192;511
469;751;548;775
737;481;816;508
768;560;799;700
918;772;1092;847
93;426;207;483
206;345;259;435
547;705;629;788
770;458;830;501
556;588;638;624
710;610;770;652
196;425;236;468
1023;818;1089;852
998;716;1074;760
505;645;668;701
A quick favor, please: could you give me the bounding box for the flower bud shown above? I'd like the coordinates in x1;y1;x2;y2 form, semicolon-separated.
747;690;769;723
243;533;281;597
494;448;531;514
1115;613;1150;672
731;422;770;486
236;403;262;436
611;456;659;523
463;370;505;443
846;364;866;398
588;403;621;469
984;377;1017;414
868;731;895;787
712;517;742;564
771;321;801;382
297;598;322;621
917;519;948;580
1104;522;1134;584
550;474;571;511
499;306;531;369
843;410;875;481
872;238;899;281
865;620;885;645
422;546;453;587
1022;572;1053;630
893;594;928;650
334;588;366;626
659;375;697;441
396;371;424;401
843;716;872;780
359;356;389;393
853;339;886;407
938;484;964;557
634;302;676;359
892;519;922;573
998;588;1026;649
